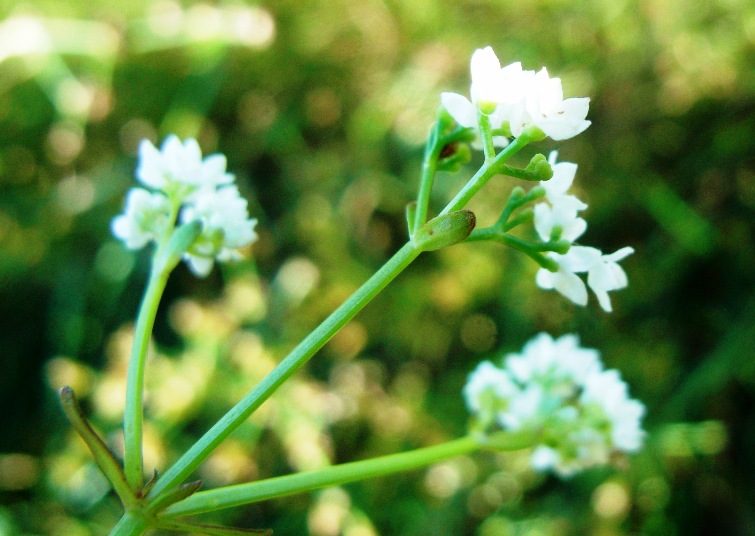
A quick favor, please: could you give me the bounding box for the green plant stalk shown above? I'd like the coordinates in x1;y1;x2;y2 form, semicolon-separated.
146;242;422;501
440;133;532;216
477;112;496;162
468;228;559;271
163;431;535;517
123;262;172;490
412;124;442;236
110;512;148;536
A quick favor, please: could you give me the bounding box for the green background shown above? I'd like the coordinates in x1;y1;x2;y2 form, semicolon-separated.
0;0;753;534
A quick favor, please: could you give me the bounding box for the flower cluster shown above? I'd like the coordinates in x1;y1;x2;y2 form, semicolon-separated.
441;47;591;144
464;333;645;477
532;152;633;312
112;136;258;277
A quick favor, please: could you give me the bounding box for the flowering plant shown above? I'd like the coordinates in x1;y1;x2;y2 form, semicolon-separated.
59;47;644;535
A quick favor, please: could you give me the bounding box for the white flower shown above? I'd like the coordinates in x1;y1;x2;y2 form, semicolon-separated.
541;152;587;212
536;246;633;312
581;369;646;452
534;203;587;243
506;333;601;387
509;68;591;141
442;48;590;150
136;135;234;196
111;188;172;249
180;185;258;277
441;92;510;149
463;333;646;478
586;247;634;312
535;249;592;307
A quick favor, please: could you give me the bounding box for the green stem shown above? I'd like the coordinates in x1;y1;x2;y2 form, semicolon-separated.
110;512;148;536
163;432;534;516
467;229;559;271
477;112;496;162
413;125;442;236
123;263;171;490
147;242;422;500
440;134;532;216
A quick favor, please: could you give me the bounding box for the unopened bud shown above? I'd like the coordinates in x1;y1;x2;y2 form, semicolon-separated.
413;210;476;252
526;154;553;181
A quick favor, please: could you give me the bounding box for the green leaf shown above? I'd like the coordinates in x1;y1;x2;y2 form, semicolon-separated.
59;387;139;508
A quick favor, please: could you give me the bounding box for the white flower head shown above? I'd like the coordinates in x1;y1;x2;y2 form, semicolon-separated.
463;333;646;478
111;188;172;249
137;135;234;197
180;185;258;277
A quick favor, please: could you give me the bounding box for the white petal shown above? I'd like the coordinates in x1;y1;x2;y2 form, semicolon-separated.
604;246;634;262
553;271;588;306
441;92;477;128
184;254;214;277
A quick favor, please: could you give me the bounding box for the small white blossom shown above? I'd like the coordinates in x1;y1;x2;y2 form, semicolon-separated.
111;188;171;249
464;333;646;478
541;152;587;212
509;68;591;141
586;247;634;312
533;203;587;243
535;249;590;306
180;185;258;277
137;135;234;196
113;135;258;277
442;48;591;145
536;245;633;312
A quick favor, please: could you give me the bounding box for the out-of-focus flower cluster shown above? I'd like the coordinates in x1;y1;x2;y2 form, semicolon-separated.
441;47;591;144
534;152;633;312
112;136;258;276
464;333;645;478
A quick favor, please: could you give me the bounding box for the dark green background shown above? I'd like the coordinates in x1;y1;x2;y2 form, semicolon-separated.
0;0;753;534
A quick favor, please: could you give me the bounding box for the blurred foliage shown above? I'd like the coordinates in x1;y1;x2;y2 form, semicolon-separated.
0;0;753;534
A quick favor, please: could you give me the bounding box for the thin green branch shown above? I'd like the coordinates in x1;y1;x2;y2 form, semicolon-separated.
440;133;533;216
147;242;422;501
123;263;171;490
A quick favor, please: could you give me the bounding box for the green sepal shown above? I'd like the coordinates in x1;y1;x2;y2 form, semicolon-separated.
59;387;139;508
413;210;476;252
140;469;159;498
520;125;546;142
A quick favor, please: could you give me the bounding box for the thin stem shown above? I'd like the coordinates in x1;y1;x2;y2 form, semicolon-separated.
477;112;496;162
123;263;171;490
164;432;533;517
147;242;422;500
440;134;531;216
413;125;442;236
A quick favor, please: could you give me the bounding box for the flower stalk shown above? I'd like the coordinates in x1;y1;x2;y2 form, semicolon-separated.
163;431;535;517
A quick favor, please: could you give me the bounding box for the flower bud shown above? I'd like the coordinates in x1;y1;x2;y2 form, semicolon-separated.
437;143;472;173
525;154;553;181
158;220;203;272
413;210;476;252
